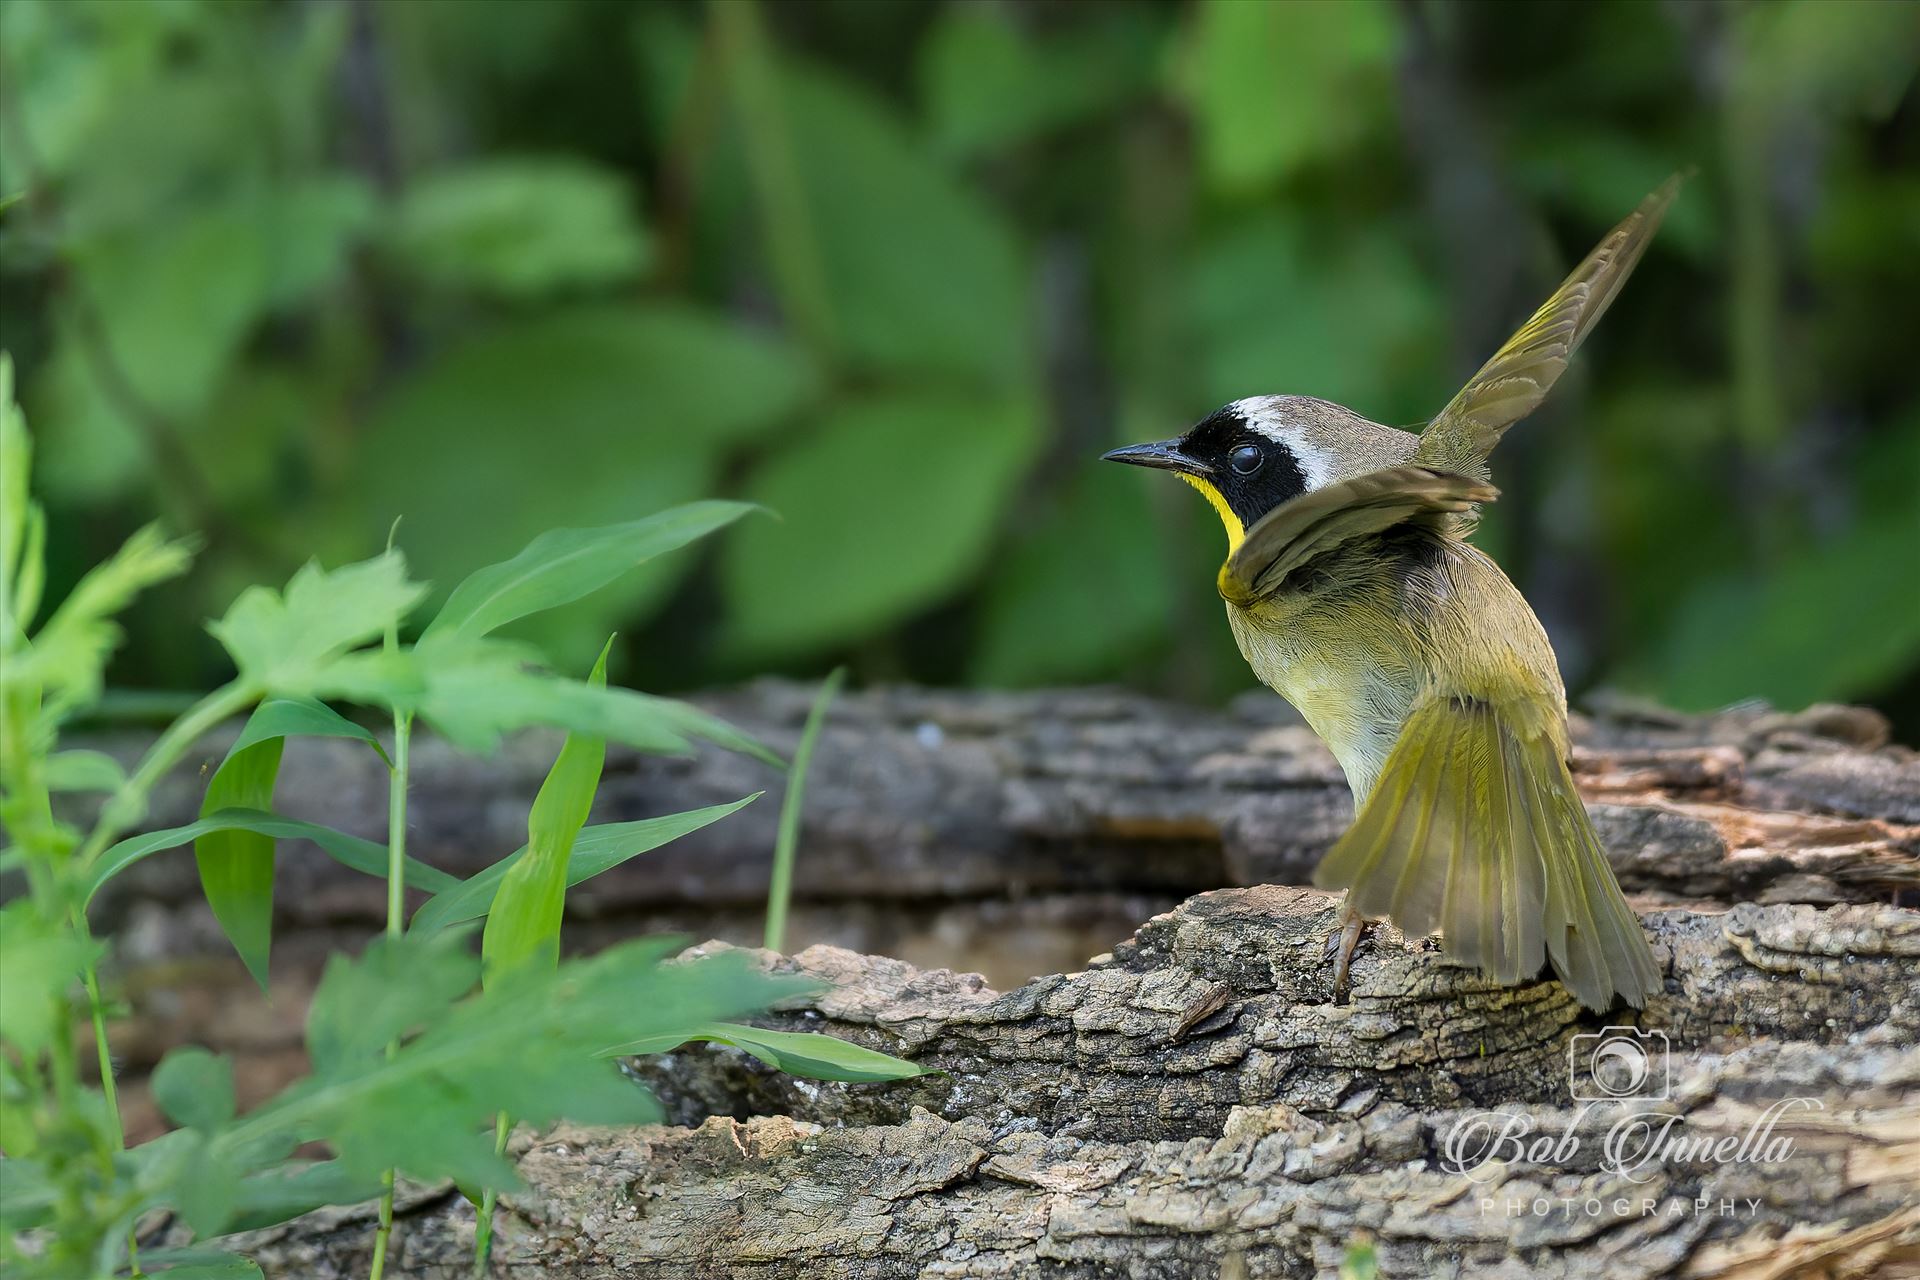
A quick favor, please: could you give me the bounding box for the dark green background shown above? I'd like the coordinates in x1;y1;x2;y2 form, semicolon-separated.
3;0;1916;731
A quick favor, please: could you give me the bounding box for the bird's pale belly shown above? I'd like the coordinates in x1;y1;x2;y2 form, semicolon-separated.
1226;599;1417;803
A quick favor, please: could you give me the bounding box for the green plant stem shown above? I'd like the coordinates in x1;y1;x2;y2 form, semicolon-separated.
72;910;123;1150
67;677;256;1155
709;0;837;358
76;678;257;871
763;668;843;953
369;711;412;1280
472;1110;509;1278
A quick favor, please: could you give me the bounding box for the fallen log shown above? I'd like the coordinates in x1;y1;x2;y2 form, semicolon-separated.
95;687;1919;1276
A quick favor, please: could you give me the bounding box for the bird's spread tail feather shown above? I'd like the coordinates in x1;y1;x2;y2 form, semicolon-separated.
1313;695;1660;1010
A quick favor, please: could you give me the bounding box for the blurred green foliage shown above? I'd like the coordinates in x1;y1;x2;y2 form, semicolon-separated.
2;0;1916;728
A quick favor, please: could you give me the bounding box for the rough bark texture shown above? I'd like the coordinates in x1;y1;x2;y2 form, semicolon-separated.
98;686;1919;1277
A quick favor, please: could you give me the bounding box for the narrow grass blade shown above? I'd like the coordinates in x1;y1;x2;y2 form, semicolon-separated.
410;796;761;936
89;809;458;906
481;642;611;984
422;503;760;644
598;1022;930;1083
764;668;843;953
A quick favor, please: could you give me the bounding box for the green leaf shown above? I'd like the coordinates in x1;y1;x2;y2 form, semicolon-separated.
208;553;427;697
1340;1241;1380;1280
43;748;128;793
601;1023;932;1084
87;809;458;907
481;643;611;983
411;795;761;936
130;1248;263;1280
1176;0;1398;193
151;1047;237;1131
331;635;781;765
226;1160;382;1234
1188;215;1444;425
306;931;479;1077
194;736;284;990
223;695;389;765
722;391;1041;658
741;58;1032;384
8;523;194;714
388;156;650;299
972;465;1175;686
918;6;1162;158
228;937;801;1191
423;503;760;645
1;352;44;638
0;902;102;1060
352;305;817;668
190;697;387;989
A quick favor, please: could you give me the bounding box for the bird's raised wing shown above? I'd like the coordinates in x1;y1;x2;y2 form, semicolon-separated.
1415;175;1682;480
1218;465;1496;607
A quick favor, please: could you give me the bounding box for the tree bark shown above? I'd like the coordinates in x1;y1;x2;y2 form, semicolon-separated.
98;686;1918;1277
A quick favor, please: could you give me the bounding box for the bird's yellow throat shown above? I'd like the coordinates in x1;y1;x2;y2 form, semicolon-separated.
1180;473;1245;550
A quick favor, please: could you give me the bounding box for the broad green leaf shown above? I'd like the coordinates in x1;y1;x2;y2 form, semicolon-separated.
226;1160;383;1234
723;391;1041;658
1189;215;1444;426
482;643;611;983
87;809;458;907
224;694;389;765
411;795;761;936
305;931;479;1076
389;156;649;299
227;938;801;1191
189;695;388;988
973;464;1175;686
0;901;103;1059
40;177;373;504
208;553;427;697
353;305;817;668
151;1046;236;1131
919;6;1162;158
0;1153;54;1234
1176;0;1398;193
194;735;284;990
737;57;1032;384
423;502;760;645
599;1022;932;1084
43;748;127;793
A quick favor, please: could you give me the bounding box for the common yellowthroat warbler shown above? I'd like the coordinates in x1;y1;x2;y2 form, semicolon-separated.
1105;179;1681;1011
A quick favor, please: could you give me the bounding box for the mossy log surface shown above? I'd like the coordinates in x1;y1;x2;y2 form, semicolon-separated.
100;686;1916;1277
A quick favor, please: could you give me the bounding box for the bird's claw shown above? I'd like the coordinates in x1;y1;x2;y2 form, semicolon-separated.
1322;901;1369;1002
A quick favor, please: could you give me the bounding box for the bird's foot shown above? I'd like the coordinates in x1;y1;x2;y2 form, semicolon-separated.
1322;901;1370;1001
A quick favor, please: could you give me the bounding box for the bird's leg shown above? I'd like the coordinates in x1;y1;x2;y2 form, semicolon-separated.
1322;897;1370;997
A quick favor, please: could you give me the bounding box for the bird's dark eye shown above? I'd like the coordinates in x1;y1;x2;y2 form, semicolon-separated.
1229;444;1263;475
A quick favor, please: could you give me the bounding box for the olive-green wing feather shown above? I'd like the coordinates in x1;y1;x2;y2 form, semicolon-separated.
1415;175;1683;481
1313;695;1661;1010
1217;465;1496;607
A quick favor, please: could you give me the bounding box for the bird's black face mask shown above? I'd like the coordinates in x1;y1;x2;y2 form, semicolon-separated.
1102;404;1309;542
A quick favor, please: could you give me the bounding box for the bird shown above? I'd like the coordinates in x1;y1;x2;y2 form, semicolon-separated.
1103;178;1681;1011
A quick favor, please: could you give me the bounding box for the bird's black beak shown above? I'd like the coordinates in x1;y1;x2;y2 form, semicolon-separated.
1100;439;1206;477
